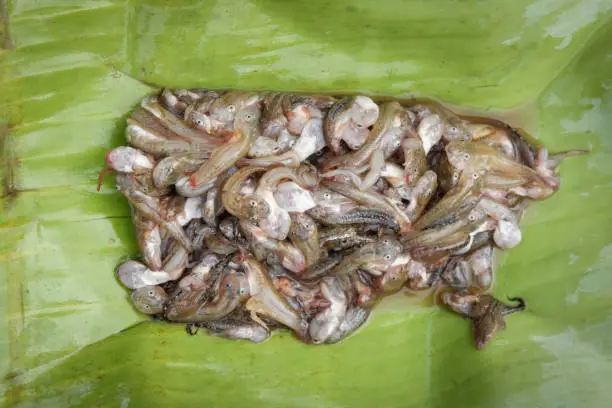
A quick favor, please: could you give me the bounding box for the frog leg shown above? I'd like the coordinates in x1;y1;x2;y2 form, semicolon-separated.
245;298;270;331
359;265;384;277
185;323;200;336
249;311;269;332
502;296;526;316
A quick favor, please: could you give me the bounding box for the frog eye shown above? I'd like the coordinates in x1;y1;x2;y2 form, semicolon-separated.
384;254;392;261
249;200;258;207
463;153;470;160
227;105;236;112
143;304;151;310
471;172;479;180
323;192;331;200
312;337;322;344
452;172;460;181
148;290;155;296
225;282;232;290
273;146;281;152
238;288;247;295
468;214;476;221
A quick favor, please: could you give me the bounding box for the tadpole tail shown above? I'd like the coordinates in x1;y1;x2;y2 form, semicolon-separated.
504;296;526;315
96;167;115;192
547;149;590;168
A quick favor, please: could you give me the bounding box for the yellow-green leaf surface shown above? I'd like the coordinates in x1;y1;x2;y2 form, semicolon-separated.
2;0;612;406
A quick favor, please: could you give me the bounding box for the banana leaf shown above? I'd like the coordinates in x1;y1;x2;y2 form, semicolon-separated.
2;0;612;406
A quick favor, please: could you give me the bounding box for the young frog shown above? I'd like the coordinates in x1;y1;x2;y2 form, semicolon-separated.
259;93;326;138
409;219;497;261
308;186;360;216
240;117;327;168
260;93;290;138
284;94;331;135
404;259;431;291
131;285;169;315
133;212;162;271
249;136;283;157
325;307;371;344
289;213;321;268
241;257;308;337
425;101;474;142
141;95;227;143
193;225;238;255
445;141;553;200
442;247;493;291
415;112;443;154
322;178;411;233
411;166;485;231
159;241;190;282
315;239;401;279
178;253;221;291
404;170;438;222
324;96;379;154
308;276;348;344
208;91;263;130
116;173;192;251
97;146;155;192
182;92;220;134
402;137;428;187
239;220;307;274
441;291;526;349
105;146;154;173
152;154;208;189
221;165;271;222
202;187;222;228
272;273;326;319
323;102;411;178
117;260;174;289
126;105;221;156
255;164;319;240
193;316;271;343
374;252;413;294
165;270;250;323
189;107;262;188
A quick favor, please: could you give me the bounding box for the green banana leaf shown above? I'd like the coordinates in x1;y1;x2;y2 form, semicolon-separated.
2;0;612;406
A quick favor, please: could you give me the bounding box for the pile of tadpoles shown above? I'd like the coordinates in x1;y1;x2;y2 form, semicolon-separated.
98;89;585;348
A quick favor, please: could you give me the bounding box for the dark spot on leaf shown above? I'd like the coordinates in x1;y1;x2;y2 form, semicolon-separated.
1;124;20;209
